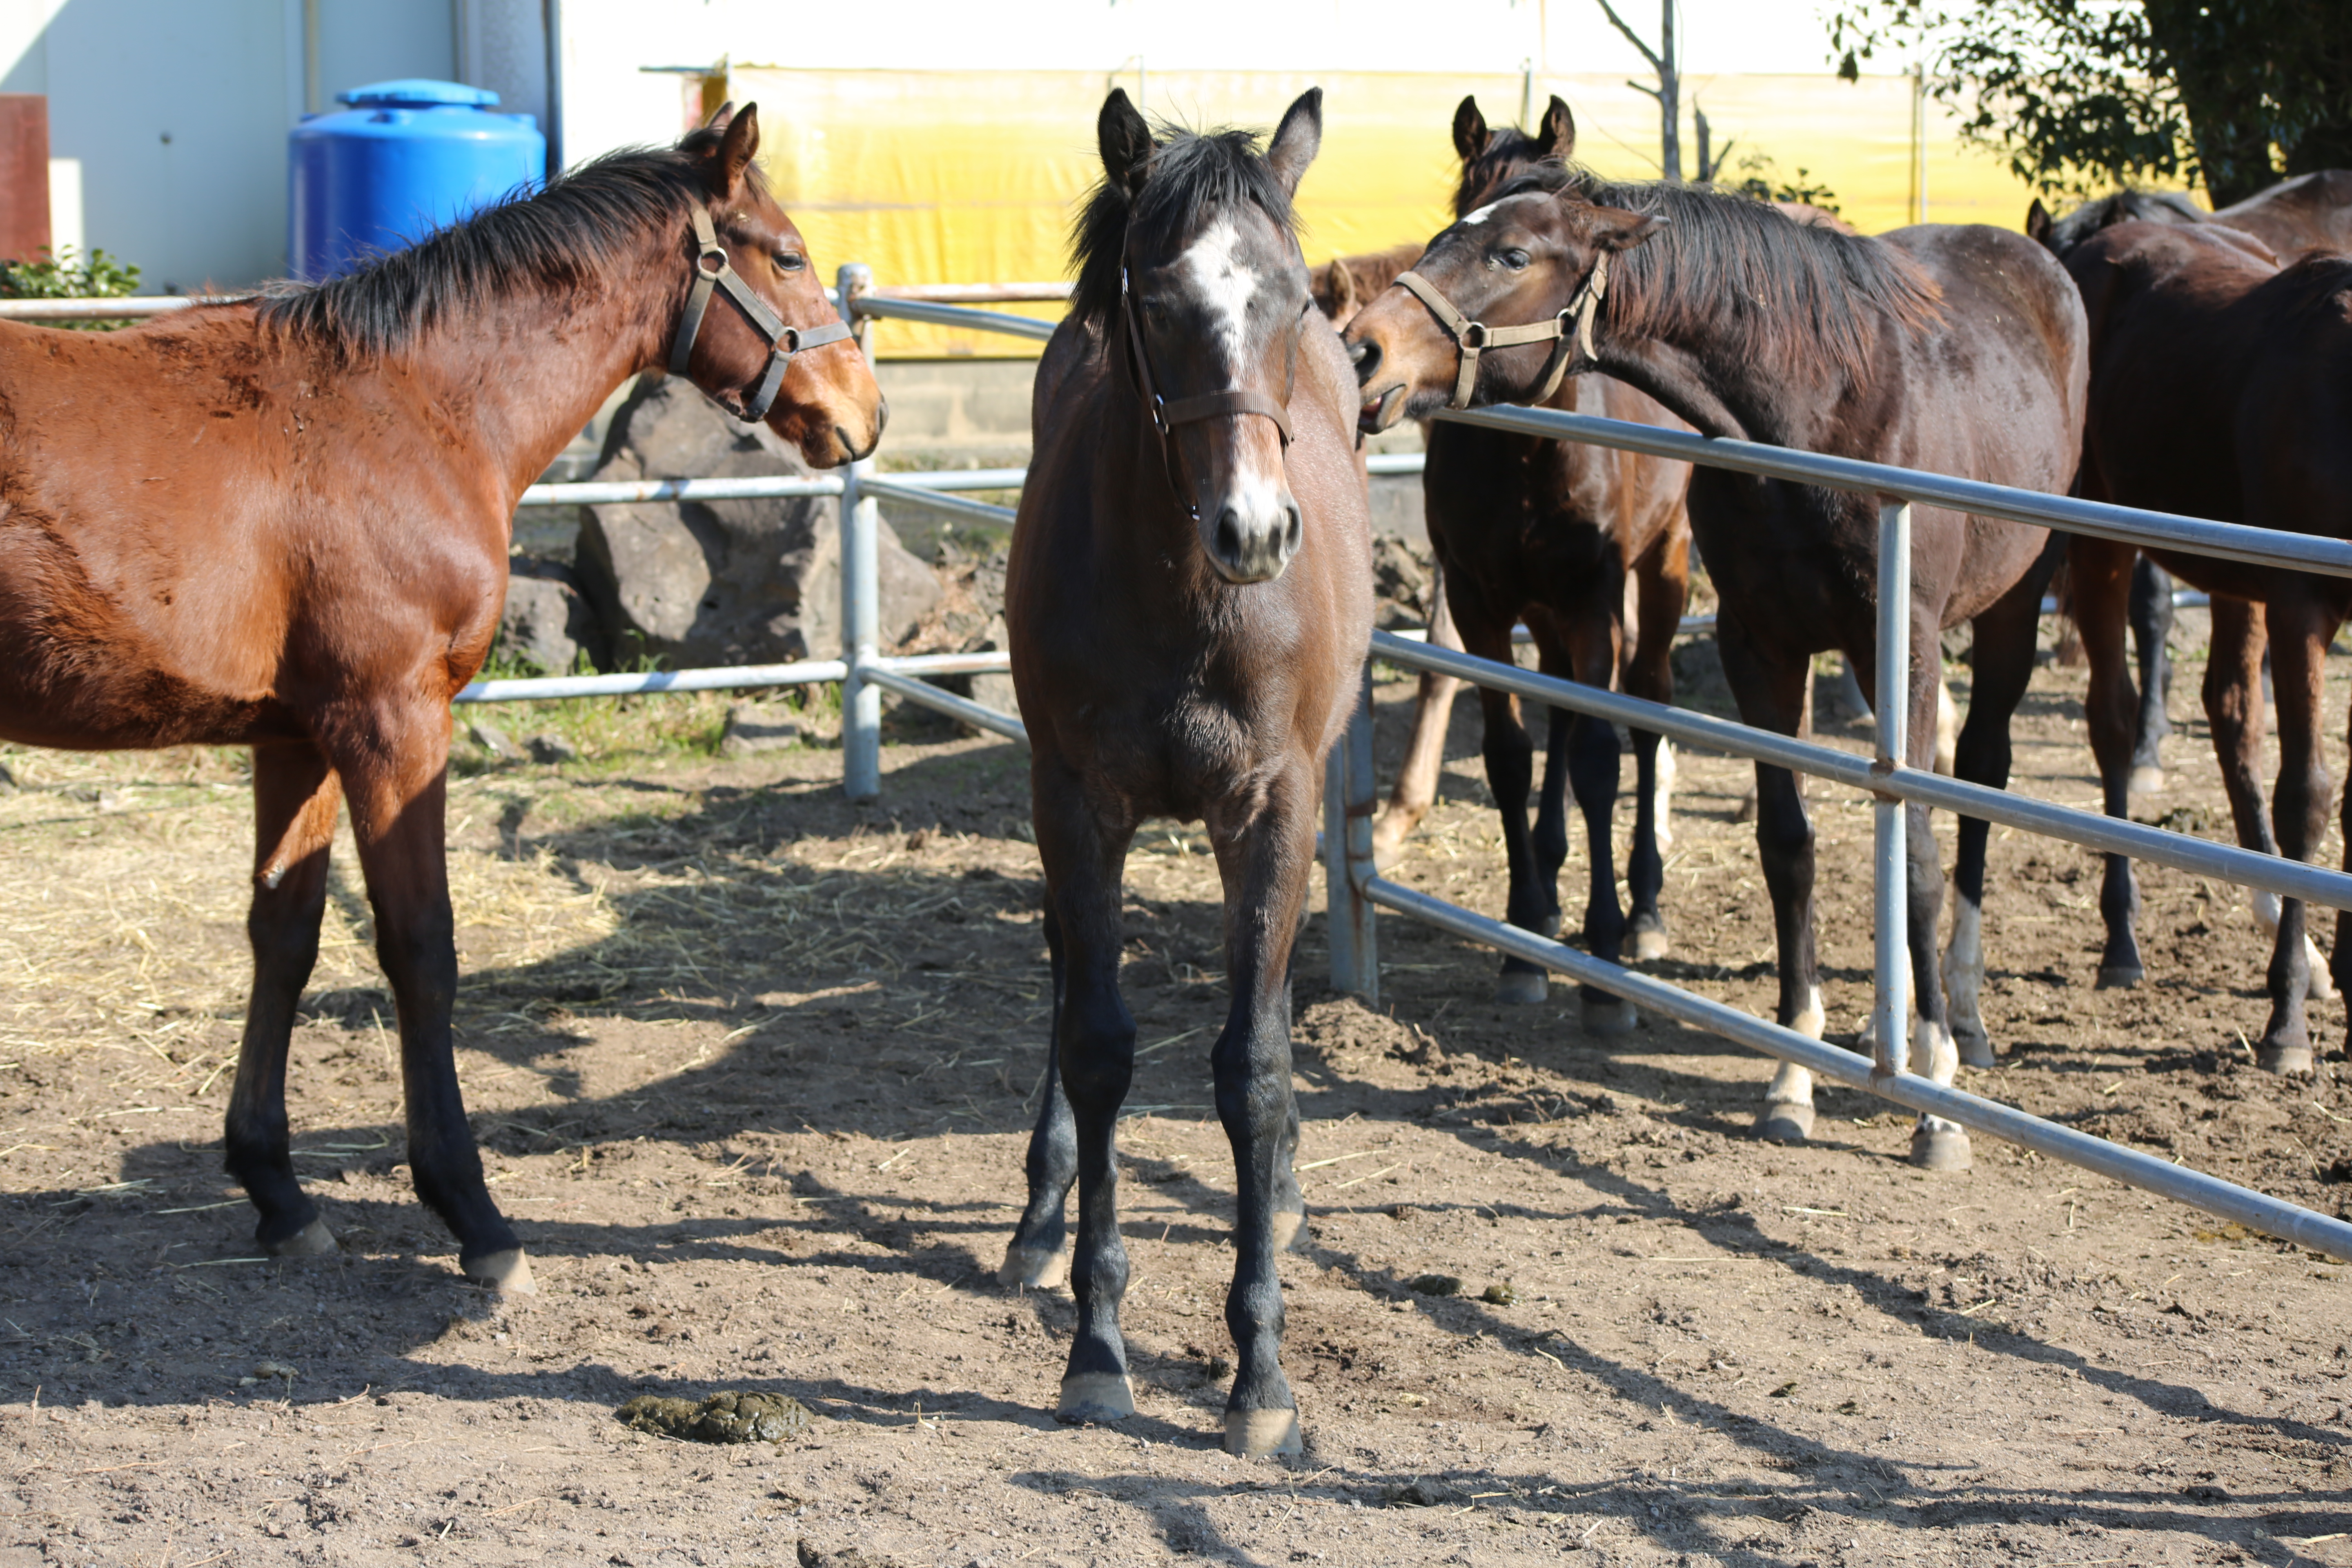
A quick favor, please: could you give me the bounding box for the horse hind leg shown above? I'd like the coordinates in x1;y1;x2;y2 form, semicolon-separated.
2128;555;2175;793
2254;597;2334;1074
224;742;343;1259
1001;902;1078;1288
1370;571;1462;869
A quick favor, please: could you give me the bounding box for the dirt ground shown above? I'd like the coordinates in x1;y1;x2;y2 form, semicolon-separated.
4;628;2352;1568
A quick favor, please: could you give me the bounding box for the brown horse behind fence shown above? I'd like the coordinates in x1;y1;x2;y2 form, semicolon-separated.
998;88;1372;1456
2058;220;2352;1073
0;105;881;1290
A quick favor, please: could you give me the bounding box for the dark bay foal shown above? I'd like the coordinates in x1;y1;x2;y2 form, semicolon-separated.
1000;88;1372;1455
0;106;880;1290
1348;154;2085;1163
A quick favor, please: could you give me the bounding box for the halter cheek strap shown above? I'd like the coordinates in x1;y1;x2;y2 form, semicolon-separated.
668;201;853;423
1392;249;1610;410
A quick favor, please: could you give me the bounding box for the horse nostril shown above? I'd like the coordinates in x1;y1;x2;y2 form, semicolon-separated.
1216;508;1244;565
1349;340;1378;379
1283;504;1302;557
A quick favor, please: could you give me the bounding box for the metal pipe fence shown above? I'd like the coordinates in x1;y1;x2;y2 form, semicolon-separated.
30;274;2348;1260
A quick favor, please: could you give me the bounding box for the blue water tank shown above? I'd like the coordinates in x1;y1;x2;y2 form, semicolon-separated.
288;78;546;282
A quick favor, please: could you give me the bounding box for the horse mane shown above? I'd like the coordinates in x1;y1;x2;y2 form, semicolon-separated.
1490;162;1944;379
256;127;729;362
1069;124;1300;329
2044;187;2206;256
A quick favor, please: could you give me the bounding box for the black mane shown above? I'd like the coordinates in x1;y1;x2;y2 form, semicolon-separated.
1070;124;1299;328
256;127;731;361
2042;188;2206;258
1486;162;1942;378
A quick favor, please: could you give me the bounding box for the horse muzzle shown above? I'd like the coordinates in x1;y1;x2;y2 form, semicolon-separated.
1200;488;1303;585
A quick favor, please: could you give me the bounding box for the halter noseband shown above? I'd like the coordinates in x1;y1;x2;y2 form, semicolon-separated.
1390;249;1610;410
1120;263;1298;519
668;202;851;423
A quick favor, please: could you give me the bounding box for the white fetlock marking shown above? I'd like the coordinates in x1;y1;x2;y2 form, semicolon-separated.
1653;740;1676;849
1911;1018;1958;1087
2305;934;2336;1000
1941;899;1985;1052
1790;984;1825;1043
2254;890;2283;940
1269;1211;1307;1252
1223;1408;1303;1457
1766;1061;1814;1111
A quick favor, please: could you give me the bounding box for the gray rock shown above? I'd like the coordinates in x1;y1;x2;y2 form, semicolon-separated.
467;722;517;761
525;733;578;765
499;558;600;675
574;376;940;671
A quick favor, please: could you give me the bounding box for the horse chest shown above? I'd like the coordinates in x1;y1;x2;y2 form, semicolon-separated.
1069;682;1277;819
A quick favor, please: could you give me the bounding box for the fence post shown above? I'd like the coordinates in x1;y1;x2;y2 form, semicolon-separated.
1325;662;1379;1004
1871;500;1913;1079
837;263;882;802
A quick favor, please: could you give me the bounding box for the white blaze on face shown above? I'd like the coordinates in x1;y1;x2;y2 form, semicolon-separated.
1177;218;1258;378
1460;200;1501;227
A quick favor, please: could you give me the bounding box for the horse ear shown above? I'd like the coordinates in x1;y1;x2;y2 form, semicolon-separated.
2025;198;2053;247
1592;207;1666;253
706;102;761;200
1330;256;1358;317
702;99;735;133
1098;88;1153;197
1266;87;1323;197
1532;96;1576;160
1452;96;1490;165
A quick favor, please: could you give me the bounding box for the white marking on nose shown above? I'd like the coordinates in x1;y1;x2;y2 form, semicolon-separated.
1177;218;1257;375
1461;200;1501;227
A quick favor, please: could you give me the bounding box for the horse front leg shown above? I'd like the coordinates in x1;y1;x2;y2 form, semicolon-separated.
1459;607;1551;1005
1715;617;1822;1140
1027;763;1140;1426
1371;567;1462;868
2071;538;2147;989
1553;610;1634;1035
2254;595;2337;1074
2129;555;2176;792
1205;757;1320;1456
334;712;527;1291
1941;548;2062;1070
1623;525;1688;959
224;742;343;1258
1000;902;1077;1287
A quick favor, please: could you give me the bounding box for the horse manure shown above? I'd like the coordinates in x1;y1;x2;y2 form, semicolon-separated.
1408;1273;1463;1297
1479;1282;1518;1306
616;1389;817;1445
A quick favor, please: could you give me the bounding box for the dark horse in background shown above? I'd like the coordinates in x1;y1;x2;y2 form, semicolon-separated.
1403;94;1693;1022
2056;219;2352;1072
998;89;1372;1456
2028;172;2352;787
0;105;882;1291
1348;143;2085;1165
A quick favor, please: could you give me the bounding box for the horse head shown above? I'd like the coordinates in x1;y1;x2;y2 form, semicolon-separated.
673;103;885;467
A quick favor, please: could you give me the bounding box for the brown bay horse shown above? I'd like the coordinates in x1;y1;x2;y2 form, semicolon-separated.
999;88;1371;1456
1347;151;2086;1164
1408;95;1693;1021
0;105;880;1290
2056;220;2352;1073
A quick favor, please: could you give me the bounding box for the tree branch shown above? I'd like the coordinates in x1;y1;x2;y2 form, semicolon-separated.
1594;0;1665;75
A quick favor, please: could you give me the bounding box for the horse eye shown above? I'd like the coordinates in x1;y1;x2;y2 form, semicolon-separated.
774;252;805;273
1496;248;1531;271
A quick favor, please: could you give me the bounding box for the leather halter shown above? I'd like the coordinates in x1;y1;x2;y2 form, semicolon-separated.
668;202;851;423
1391;249;1610;410
1120;263;1297;518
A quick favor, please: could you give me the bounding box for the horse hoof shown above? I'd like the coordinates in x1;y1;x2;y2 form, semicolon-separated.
1494;970;1548;1007
267;1217;339;1258
2128;765;2165;796
1630;926;1671;962
1953;1028;1997;1071
2259;1044;2315;1076
463;1248;537;1295
2095;966;2143;991
998;1242;1069;1290
1757;1104;1815;1143
1580;995;1637;1036
1270;1210;1309;1252
1223;1408;1303;1457
1056;1373;1135;1424
1909;1126;1972;1172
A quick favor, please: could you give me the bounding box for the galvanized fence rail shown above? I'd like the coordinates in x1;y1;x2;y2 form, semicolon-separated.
22;276;2352;1261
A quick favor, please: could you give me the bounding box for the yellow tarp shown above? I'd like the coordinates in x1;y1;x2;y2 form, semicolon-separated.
734;67;2045;359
